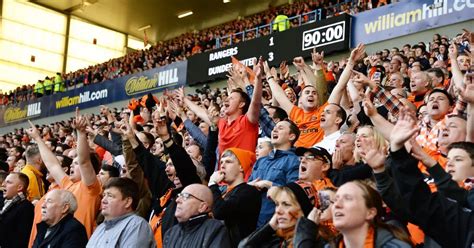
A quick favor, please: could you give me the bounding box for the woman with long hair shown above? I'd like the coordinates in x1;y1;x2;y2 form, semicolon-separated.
330;125;387;187
354;125;387;163
239;182;325;248
294;181;413;247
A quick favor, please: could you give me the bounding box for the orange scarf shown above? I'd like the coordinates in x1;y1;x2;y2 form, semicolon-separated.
276;227;295;248
222;185;236;199
320;220;339;241
150;188;174;248
338;226;375;248
312;177;336;191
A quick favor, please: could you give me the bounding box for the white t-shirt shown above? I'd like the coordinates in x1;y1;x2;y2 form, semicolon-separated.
313;131;342;154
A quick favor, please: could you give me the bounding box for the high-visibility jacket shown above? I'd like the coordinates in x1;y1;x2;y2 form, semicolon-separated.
53;75;65;92
272;15;290;32
34;81;44;94
43;78;53;91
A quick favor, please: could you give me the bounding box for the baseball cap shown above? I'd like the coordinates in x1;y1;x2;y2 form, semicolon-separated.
295;146;332;166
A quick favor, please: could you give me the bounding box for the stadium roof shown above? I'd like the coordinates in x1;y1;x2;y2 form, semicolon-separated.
30;0;286;42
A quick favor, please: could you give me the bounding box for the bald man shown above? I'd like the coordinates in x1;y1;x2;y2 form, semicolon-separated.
163;184;231;248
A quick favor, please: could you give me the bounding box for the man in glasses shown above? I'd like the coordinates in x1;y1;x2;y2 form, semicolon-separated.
296;146;335;190
163;183;231;247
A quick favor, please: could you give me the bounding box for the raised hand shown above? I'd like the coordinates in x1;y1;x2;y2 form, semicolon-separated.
85;126;98;136
360;147;386;173
167;99;179;121
227;64;246;89
349;43;366;64
26;120;41;140
279;61;289;80
461;28;473;44
119;121;135;140
263;60;272;78
332;149;343;170
311;47;324;70
448;43;458;59
362;94;377;117
352;70;369;84
253;57;265;81
152;98;167;125
368;55;378;67
293;56;307;71
207;101;220;126
409;138;437;168
175;87;185;105
270;67;278;81
155;114;170;140
460;72;474;103
352;69;376;89
390;107;419;151
73;107;88;133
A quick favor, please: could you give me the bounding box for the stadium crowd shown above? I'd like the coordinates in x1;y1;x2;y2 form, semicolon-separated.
0;19;472;247
0;0;391;106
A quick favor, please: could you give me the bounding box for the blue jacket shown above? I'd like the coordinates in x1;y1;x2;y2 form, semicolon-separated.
249;148;299;227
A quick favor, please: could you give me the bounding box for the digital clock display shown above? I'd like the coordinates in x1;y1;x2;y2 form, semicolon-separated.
187;14;351;85
302;21;346;50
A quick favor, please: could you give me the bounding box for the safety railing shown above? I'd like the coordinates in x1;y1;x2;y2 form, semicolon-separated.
216;9;322;49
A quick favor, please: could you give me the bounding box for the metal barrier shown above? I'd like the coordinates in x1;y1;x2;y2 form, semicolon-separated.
216;9;322;49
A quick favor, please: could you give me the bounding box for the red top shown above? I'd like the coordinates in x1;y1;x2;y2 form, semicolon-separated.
218;115;258;165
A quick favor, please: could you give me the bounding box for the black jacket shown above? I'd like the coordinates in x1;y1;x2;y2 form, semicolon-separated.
32;213;87;248
427;163;471;208
0;198;34;248
328;161;372;187
389;147;474;248
293;216;411;248
238;223;285;248
203;129;219;181
133;142;173;214
135;137;201;240
93;131;123;156
163;214;231;248
210;183;261;247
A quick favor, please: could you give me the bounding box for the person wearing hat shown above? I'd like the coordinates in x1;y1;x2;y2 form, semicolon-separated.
208;148;261;247
296;146;335;191
238;181;327;247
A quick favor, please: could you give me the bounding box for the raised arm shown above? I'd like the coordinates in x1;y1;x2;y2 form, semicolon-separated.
155;115;201;186
460;72;474;142
178;87;212;125
263;61;295;114
363;95;393;141
328;43;366;104
246;58;264;124
74;108;97;186
388;111;470;247
26;120;66;184
448;43;464;91
311;48;328;105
